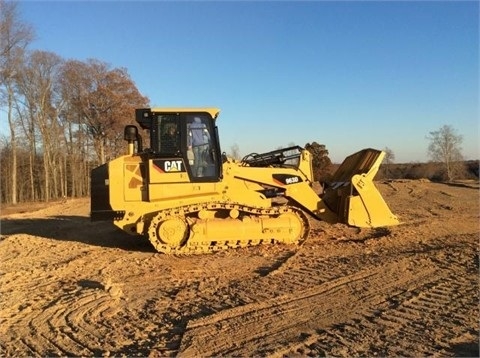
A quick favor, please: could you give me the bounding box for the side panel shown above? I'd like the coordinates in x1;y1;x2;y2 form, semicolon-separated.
123;158;147;202
148;182;220;203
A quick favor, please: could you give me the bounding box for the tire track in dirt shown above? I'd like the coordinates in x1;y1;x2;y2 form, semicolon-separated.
277;266;478;357
139;229;476;356
177;255;440;357
176;231;478;357
1;275;125;357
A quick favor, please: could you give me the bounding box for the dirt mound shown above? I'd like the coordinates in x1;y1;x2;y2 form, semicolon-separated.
1;180;478;357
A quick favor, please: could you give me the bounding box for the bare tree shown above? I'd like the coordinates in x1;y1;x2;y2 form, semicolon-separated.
229;143;241;160
0;0;34;204
0;135;12;202
16;50;64;201
58;70;82;198
427;125;464;181
383;146;395;179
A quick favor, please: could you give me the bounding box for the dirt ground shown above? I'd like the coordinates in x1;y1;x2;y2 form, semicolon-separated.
1;179;479;357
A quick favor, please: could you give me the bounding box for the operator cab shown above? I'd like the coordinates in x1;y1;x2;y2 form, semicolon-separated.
132;108;222;182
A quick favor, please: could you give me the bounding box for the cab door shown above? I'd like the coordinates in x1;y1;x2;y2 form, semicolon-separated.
185;113;222;182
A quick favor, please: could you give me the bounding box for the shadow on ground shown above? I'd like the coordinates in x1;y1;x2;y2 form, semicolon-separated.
1;215;154;252
449;341;480;357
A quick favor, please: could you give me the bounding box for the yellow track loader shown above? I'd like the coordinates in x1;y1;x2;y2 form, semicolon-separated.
91;108;399;254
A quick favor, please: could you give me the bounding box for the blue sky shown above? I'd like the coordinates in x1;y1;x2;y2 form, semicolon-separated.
13;1;480;163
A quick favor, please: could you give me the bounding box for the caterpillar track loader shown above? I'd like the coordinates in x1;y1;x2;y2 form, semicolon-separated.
91;108;399;254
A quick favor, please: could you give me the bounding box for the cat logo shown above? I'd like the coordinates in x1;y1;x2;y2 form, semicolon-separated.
164;160;183;172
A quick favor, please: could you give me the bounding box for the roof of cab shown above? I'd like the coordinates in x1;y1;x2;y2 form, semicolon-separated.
149;107;220;119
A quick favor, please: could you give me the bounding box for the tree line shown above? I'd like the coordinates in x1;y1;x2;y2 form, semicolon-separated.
1;1;149;204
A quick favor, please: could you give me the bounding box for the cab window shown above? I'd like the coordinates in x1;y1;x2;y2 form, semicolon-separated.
156;115;180;155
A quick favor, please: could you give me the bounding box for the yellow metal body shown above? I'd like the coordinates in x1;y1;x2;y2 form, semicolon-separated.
91;107;399;254
110;148;397;231
107;154;312;233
